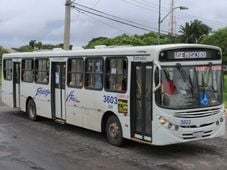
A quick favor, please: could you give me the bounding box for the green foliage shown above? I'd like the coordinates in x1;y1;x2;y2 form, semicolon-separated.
224;75;227;93
0;64;1;84
18;45;34;52
0;47;8;66
224;75;227;107
17;41;64;52
179;19;211;43
0;47;8;57
202;27;227;65
0;47;8;83
86;20;212;49
85;32;177;49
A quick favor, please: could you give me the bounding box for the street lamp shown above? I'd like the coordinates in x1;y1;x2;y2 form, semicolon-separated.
158;0;188;44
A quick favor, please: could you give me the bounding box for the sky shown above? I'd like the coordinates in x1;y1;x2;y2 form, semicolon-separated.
0;0;226;48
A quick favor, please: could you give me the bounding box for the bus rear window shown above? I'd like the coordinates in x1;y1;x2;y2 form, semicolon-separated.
3;59;12;80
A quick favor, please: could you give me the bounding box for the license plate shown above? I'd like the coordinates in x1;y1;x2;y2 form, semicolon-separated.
193;131;204;138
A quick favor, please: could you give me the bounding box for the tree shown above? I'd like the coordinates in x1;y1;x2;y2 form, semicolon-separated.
179;20;211;43
0;47;8;62
35;41;43;50
202;27;227;65
29;40;36;49
84;32;176;49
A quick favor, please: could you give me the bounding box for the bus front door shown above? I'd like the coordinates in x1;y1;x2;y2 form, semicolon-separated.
131;62;153;142
51;62;66;120
13;62;21;108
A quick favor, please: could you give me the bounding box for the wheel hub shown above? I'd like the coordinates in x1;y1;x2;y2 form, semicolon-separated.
109;123;119;138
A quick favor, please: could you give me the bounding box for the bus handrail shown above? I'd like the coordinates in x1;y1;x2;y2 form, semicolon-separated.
153;60;162;92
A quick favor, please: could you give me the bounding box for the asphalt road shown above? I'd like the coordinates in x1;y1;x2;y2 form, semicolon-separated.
0;92;227;170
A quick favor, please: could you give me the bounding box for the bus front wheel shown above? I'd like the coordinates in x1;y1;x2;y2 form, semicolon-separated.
106;115;123;146
27;99;37;121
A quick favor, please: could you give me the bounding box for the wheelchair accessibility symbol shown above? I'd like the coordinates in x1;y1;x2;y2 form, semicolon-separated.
200;92;208;106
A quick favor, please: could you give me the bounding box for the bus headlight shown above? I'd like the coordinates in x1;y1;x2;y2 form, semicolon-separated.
159;117;167;125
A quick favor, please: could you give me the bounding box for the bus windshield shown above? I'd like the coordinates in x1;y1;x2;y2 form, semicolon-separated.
157;65;223;109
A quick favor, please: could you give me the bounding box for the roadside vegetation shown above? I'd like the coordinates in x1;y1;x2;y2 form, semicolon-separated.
0;65;1;84
0;47;8;84
224;74;227;107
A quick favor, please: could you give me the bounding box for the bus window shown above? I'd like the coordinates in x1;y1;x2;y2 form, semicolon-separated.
105;58;127;92
68;58;83;88
22;59;34;83
85;58;103;90
35;59;49;84
3;59;12;80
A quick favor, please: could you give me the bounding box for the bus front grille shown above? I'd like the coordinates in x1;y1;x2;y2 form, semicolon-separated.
182;130;212;140
174;108;221;118
180;122;215;128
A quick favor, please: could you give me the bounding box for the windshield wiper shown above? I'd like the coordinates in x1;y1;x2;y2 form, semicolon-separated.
176;63;193;91
175;63;197;105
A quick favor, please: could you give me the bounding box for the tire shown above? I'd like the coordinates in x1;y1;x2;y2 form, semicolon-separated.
106;115;123;146
27;99;37;121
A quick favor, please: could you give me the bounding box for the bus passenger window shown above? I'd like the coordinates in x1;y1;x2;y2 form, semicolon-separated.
105;58;127;92
22;59;34;83
3;59;12;80
68;58;84;88
85;58;103;90
35;59;49;84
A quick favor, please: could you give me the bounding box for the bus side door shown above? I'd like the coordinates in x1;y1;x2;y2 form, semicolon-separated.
13;62;21;108
131;62;153;142
51;62;66;120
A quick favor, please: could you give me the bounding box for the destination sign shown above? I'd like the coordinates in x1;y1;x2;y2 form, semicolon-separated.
159;48;221;61
174;51;207;59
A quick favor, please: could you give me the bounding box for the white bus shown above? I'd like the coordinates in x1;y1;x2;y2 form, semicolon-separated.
1;44;225;146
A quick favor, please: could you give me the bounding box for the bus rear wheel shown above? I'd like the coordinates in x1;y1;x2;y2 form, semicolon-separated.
27;99;37;121
106;115;123;146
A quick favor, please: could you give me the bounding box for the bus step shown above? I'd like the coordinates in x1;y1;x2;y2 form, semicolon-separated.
55;118;66;124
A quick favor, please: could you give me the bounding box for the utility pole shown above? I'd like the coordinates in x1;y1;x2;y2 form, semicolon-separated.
169;0;176;35
64;0;71;50
158;0;161;44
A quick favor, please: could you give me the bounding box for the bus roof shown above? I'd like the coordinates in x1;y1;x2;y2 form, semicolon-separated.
2;44;221;59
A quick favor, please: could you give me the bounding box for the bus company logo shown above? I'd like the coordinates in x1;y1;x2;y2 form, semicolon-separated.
35;87;50;97
66;91;77;102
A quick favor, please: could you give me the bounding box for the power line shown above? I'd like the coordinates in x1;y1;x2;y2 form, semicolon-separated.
72;6;152;32
75;9;132;34
120;0;225;28
71;3;169;33
72;2;153;29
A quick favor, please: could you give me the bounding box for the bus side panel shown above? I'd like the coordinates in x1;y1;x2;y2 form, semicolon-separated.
80;90;103;132
33;84;52;118
1;80;14;107
20;83;52;118
65;87;83;127
65;87;131;139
